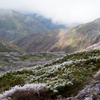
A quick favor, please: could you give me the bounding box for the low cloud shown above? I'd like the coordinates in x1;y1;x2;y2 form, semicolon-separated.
0;0;100;24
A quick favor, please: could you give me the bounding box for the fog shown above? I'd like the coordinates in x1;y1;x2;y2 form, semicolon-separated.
0;0;100;24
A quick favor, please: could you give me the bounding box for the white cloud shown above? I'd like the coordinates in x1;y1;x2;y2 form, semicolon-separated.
0;0;100;24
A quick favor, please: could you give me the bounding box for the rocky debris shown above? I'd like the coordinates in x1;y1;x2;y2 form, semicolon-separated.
56;80;100;100
94;70;100;80
65;81;100;100
75;81;100;100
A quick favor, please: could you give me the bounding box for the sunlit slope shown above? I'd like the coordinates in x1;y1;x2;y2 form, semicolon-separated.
12;29;62;52
0;39;24;52
12;18;100;53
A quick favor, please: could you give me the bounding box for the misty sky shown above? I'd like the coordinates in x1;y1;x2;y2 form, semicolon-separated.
0;0;100;24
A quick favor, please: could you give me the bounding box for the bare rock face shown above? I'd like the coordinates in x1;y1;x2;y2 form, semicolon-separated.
74;81;100;100
56;81;100;100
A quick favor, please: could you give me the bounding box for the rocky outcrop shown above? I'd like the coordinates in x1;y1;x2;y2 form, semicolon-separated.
56;81;100;100
75;81;100;100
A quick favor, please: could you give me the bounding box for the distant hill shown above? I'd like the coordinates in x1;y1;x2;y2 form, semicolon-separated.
0;38;24;52
0;9;49;41
25;13;67;30
0;9;69;41
12;18;100;53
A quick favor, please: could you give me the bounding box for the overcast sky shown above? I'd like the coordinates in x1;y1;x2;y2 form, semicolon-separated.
0;0;100;25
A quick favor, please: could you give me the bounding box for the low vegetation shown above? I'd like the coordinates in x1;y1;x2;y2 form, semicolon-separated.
0;52;62;75
0;49;100;99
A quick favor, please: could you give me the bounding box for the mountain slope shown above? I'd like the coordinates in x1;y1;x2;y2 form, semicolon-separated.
25;13;67;30
12;18;100;53
0;9;48;41
11;29;62;52
0;38;24;52
0;49;100;99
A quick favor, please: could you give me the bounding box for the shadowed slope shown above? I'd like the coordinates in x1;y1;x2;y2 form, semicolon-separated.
0;9;48;41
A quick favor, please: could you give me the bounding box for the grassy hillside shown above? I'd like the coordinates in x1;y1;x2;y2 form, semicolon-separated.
0;39;24;52
0;49;100;99
0;9;48;41
12;29;62;52
12;18;100;53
